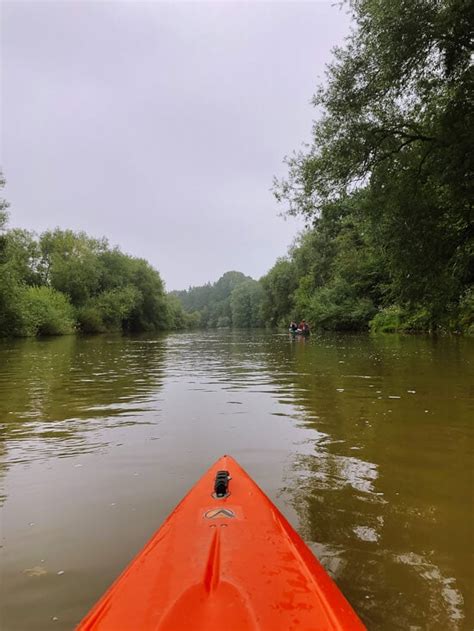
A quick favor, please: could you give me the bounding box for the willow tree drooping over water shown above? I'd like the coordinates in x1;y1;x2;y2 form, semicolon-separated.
274;0;473;332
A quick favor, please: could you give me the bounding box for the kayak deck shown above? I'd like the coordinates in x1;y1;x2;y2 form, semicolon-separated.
77;455;365;630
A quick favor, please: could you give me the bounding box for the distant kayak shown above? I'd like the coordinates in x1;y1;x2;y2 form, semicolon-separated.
76;455;365;630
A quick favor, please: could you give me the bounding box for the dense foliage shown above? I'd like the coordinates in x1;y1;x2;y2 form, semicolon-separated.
273;0;473;333
0;179;192;337
178;0;473;334
171;272;258;328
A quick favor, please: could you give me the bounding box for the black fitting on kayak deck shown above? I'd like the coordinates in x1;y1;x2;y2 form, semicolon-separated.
214;470;230;498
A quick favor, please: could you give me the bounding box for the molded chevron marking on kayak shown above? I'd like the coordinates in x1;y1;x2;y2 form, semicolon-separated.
76;455;367;630
204;507;235;519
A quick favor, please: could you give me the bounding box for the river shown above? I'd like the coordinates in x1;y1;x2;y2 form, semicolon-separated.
0;330;472;630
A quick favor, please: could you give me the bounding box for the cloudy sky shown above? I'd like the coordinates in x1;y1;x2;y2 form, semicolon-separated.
1;1;351;290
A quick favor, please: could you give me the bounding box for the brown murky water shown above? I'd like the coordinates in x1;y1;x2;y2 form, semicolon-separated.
0;330;472;630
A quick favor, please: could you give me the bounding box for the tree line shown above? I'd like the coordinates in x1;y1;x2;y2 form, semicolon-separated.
0;176;194;337
176;0;473;334
270;0;473;333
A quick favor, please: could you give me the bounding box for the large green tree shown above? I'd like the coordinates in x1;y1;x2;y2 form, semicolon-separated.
39;229;106;305
288;194;387;329
230;279;264;328
260;259;298;327
275;0;473;326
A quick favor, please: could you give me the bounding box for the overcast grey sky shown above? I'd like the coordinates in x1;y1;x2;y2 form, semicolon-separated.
1;1;351;290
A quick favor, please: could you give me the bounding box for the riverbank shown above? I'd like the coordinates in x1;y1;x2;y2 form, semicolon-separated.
0;225;199;338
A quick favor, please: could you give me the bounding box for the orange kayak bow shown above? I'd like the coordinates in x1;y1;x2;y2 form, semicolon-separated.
77;455;366;630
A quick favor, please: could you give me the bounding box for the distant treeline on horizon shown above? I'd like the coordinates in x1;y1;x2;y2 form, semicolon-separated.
1;0;472;337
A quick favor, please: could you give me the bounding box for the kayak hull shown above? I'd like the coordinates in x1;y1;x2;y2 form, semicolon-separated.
76;455;365;630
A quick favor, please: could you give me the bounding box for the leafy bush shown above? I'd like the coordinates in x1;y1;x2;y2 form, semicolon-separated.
96;286;139;329
370;306;403;333
308;279;376;330
14;286;75;336
76;287;139;333
75;305;105;334
402;308;434;333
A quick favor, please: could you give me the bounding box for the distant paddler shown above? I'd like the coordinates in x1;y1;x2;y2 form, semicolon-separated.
289;319;310;335
298;319;310;335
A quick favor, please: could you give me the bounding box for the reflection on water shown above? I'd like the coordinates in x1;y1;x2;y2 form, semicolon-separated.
0;330;472;630
0;336;166;464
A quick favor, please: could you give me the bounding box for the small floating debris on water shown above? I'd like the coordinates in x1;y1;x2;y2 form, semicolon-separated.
109;502;116;507
353;526;379;542
28;522;35;526
407;390;416;394
336;388;345;392
24;566;47;577
57;570;64;576
74;464;83;468
388;395;401;399
52;616;59;622
425;410;429;413
133;473;139;476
